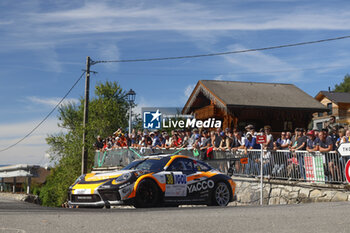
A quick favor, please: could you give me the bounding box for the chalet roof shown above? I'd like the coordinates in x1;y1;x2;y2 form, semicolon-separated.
316;91;350;103
184;80;327;112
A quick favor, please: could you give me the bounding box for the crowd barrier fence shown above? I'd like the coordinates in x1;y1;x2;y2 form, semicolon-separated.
94;148;348;184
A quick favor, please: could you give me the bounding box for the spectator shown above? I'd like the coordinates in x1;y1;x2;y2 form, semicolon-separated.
264;125;275;149
218;131;233;151
151;131;162;148
214;128;222;148
231;131;245;173
317;129;338;182
116;134;127;147
245;124;257;137
244;132;260;175
244;133;260;150
200;130;213;160
316;129;333;152
324;116;339;135
171;134;180;148
272;132;290;177
335;128;346;149
181;129;192;148
231;131;244;150
290;128;307;151
274;132;291;150
306;130;319;152
94;136;104;150
163;133;171;149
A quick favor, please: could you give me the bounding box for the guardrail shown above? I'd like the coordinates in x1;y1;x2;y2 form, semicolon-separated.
94;148;347;184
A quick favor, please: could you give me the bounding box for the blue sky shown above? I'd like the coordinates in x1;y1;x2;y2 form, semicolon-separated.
1;0;350;165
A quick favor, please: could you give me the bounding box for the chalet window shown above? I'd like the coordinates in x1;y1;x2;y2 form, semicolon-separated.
327;103;332;115
318;112;323;117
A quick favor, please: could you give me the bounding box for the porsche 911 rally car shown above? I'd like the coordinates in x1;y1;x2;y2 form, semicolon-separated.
68;154;236;208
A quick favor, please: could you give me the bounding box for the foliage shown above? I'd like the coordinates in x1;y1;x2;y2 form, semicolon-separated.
40;81;129;207
334;74;350;92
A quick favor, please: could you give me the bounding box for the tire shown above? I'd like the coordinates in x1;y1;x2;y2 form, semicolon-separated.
134;179;160;208
210;182;231;206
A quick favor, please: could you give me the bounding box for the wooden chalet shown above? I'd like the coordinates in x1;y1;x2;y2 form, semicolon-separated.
183;80;327;132
313;91;350;129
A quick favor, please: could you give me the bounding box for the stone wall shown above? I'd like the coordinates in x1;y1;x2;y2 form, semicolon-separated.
232;176;350;206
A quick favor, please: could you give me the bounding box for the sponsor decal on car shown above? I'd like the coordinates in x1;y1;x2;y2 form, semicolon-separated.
187;180;214;193
165;173;187;184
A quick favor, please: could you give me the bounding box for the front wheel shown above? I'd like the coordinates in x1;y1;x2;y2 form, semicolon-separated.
211;182;231;206
134;179;159;208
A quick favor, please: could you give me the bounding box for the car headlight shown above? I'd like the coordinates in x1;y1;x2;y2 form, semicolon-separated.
115;173;131;183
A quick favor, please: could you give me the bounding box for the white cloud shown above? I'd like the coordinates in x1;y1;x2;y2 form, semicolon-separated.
0;118;62;165
221;44;303;83
27;96;78;107
22;2;350;35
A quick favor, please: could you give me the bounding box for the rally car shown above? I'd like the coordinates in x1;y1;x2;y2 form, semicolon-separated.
68;154;236;208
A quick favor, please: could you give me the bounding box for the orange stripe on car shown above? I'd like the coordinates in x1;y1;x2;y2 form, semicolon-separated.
164;155;189;168
186;171;218;182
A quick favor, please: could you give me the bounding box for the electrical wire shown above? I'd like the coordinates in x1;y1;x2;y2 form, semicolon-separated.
0;71;86;153
108;64;348;77
91;35;350;64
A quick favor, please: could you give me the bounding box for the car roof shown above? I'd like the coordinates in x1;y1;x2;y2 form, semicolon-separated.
141;154;189;159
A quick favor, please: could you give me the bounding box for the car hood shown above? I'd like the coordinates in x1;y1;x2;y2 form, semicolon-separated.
83;170;136;182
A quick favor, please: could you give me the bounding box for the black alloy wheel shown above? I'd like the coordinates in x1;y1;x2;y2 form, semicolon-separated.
134;179;160;208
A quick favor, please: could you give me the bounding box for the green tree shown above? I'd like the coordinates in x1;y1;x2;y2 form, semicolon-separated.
40;81;129;207
334;74;350;92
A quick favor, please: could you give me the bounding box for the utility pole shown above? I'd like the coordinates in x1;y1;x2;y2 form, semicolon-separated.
81;56;90;175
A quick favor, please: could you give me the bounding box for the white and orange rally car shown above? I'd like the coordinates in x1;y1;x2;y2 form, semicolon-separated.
68;154;236;208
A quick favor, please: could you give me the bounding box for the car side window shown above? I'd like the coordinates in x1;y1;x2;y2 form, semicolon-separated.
168;158;194;172
194;160;211;172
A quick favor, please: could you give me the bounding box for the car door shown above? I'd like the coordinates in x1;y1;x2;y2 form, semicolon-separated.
160;158;196;202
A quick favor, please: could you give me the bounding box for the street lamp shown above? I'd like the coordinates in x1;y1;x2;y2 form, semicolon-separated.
126;89;136;136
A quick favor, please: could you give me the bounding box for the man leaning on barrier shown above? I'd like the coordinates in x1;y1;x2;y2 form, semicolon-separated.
316;128;340;182
199;130;213;160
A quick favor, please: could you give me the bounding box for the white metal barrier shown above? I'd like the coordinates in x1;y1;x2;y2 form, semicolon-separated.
94;148;346;184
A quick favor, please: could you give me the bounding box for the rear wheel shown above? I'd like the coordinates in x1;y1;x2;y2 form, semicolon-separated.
134;179;159;208
211;182;231;206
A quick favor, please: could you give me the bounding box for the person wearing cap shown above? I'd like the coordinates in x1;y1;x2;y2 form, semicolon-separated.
244;132;260;150
306;130;319;152
245;124;257;137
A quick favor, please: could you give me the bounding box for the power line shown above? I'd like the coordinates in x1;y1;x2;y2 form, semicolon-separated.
110;64;348;77
91;35;350;64
0;71;86;153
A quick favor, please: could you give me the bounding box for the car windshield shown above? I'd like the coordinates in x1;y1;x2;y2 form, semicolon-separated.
122;156;170;172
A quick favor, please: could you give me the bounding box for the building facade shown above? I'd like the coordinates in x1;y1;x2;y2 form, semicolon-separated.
313;91;350;130
183;80;327;132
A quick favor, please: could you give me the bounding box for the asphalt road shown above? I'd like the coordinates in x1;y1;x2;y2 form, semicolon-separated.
0;196;349;233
